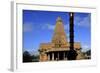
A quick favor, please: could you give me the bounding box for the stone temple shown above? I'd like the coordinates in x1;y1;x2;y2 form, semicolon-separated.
39;17;84;61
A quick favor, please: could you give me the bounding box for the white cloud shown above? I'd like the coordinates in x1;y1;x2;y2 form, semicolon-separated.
47;24;55;30
42;23;69;31
23;23;33;32
83;45;90;49
41;24;55;30
75;14;91;27
23;48;39;56
64;24;69;31
81;44;91;52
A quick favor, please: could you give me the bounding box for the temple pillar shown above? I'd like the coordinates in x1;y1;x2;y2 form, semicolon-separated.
65;52;67;60
52;52;54;61
57;52;59;60
48;54;50;61
63;52;65;60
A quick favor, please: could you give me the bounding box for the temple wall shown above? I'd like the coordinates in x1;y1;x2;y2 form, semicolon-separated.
40;53;48;61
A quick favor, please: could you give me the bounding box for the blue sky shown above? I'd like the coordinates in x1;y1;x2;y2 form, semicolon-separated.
23;10;91;53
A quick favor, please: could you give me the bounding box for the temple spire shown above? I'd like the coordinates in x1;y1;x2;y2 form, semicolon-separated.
52;17;67;45
56;17;62;22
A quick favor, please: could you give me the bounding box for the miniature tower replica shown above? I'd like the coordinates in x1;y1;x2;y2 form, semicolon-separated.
39;16;83;62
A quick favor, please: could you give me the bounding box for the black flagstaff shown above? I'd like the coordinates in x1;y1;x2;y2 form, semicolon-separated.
67;12;78;60
69;12;74;50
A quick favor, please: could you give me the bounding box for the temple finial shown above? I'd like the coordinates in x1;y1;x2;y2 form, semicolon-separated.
56;17;62;22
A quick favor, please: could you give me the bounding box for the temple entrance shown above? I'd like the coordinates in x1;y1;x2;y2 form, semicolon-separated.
54;52;58;60
49;53;52;60
59;52;63;60
47;51;68;61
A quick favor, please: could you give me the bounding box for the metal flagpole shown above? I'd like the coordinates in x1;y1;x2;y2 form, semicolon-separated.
67;12;78;60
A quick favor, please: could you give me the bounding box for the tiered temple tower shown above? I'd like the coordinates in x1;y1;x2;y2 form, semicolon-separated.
52;17;68;49
52;17;67;45
39;17;83;61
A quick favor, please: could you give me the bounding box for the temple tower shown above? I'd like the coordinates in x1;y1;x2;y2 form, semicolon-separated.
52;17;67;47
39;16;82;61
